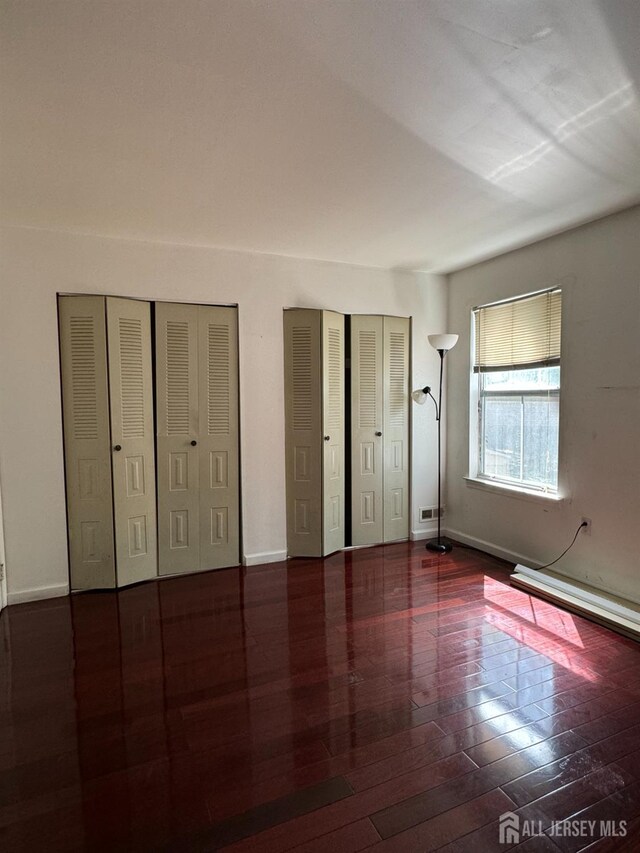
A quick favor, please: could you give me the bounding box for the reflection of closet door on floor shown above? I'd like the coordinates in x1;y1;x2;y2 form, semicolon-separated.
59;295;116;590
198;306;240;570
106;297;158;586
383;316;410;543
155;303;200;575
351;315;384;547
322;311;345;555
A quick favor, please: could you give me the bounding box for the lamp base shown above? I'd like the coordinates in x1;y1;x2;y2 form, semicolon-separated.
425;538;453;554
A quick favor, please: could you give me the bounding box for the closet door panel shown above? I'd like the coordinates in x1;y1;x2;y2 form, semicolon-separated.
155;302;200;575
351;315;384;546
322;311;345;555
383;316;410;542
198;305;240;570
59;296;116;589
284;310;323;557
106;297;158;586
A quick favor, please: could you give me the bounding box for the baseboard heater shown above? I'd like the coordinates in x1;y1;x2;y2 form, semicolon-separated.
510;564;640;642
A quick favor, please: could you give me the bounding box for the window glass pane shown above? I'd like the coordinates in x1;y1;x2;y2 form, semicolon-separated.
523;396;559;487
482;366;560;391
481;397;522;481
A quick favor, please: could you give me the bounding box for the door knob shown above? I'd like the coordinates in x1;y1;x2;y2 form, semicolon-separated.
324;435;330;441
191;440;198;446
375;431;382;437
113;444;122;451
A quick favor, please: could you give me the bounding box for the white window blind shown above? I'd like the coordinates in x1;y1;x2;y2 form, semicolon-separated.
474;289;561;373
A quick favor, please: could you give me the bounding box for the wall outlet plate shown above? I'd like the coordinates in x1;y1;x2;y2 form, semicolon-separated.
581;517;592;535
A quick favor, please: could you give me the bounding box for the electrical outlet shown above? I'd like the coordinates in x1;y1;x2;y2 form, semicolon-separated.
581;517;592;535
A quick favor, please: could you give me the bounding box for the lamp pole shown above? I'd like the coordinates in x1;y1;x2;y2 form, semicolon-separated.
412;333;458;554
427;347;449;553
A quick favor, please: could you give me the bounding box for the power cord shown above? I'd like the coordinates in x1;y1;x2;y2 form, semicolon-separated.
533;521;588;571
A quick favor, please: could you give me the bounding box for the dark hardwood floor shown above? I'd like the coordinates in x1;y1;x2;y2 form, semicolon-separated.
2;541;640;851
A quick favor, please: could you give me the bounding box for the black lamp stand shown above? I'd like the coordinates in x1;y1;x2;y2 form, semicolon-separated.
422;347;453;554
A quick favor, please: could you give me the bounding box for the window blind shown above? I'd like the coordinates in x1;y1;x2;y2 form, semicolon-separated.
474;289;561;373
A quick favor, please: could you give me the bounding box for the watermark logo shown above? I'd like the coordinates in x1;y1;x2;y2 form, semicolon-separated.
499;812;520;844
498;812;628;845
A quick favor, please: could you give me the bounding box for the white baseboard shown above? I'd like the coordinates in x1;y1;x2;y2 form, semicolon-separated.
443;527;541;569
7;583;70;606
410;525;438;541
243;550;288;567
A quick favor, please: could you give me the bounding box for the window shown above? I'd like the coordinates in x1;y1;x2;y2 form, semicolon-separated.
472;289;561;493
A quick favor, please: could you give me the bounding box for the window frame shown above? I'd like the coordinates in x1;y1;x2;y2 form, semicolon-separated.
469;287;563;499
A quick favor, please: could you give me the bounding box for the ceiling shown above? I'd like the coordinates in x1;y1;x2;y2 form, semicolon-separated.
2;0;640;272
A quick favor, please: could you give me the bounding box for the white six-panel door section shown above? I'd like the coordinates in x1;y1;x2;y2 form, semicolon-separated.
59;299;409;590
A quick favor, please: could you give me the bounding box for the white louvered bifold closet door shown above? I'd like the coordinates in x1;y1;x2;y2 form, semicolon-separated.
350;315;384;546
197;305;240;570
59;296;116;589
322;311;345;555
155;302;200;574
284;309;323;557
106;297;158;586
383;316;410;542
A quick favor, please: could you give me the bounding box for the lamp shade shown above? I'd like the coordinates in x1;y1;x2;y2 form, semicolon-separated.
411;389;428;404
428;334;458;352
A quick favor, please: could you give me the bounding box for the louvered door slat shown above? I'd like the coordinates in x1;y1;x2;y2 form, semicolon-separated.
388;332;407;426
59;296;116;589
207;324;230;435
119;317;145;437
358;329;378;428
166;320;191;435
292;327;313;431
326;327;342;430
69;316;99;440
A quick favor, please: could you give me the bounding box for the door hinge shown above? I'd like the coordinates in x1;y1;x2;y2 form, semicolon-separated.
0;563;4;582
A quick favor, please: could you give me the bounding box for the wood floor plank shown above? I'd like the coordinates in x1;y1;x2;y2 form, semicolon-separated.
286;818;380;853
367;788;516;851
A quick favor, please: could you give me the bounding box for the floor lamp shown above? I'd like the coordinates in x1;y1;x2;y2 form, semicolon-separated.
412;334;458;553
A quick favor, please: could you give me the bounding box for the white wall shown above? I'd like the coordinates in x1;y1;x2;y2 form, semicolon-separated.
0;225;447;603
446;206;640;603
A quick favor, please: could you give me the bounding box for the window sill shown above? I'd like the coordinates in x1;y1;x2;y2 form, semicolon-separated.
464;476;566;506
